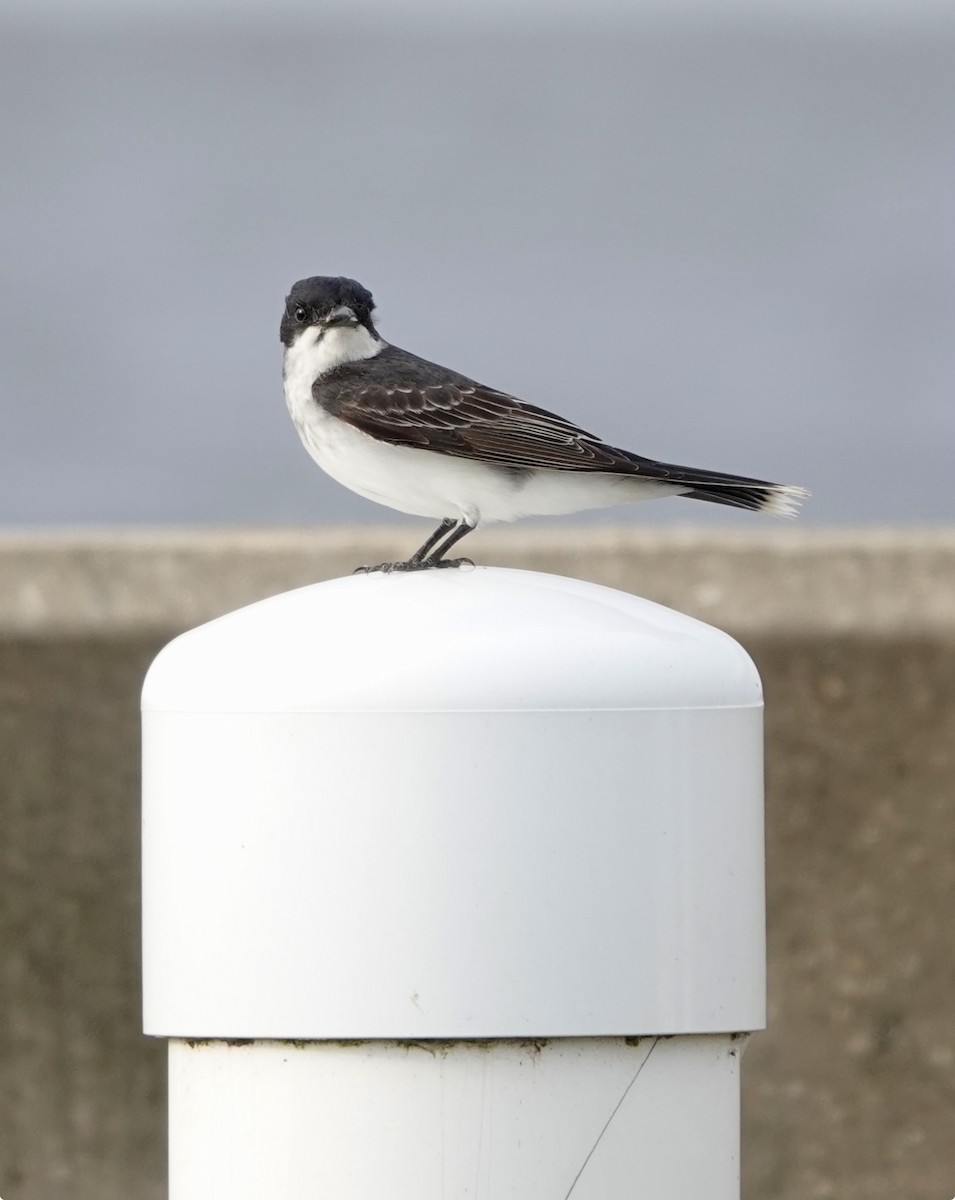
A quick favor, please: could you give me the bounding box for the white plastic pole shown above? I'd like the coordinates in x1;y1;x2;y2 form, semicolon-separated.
142;567;765;1199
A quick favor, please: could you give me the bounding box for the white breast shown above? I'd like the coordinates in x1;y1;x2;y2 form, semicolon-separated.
283;343;488;522
283;325;457;519
283;323;389;481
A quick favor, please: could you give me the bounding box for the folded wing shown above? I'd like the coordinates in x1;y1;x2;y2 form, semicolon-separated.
325;377;655;474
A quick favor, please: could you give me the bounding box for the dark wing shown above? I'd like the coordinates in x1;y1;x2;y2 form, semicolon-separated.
320;359;652;475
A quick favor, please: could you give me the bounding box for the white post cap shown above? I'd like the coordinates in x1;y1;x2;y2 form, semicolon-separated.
142;567;765;1038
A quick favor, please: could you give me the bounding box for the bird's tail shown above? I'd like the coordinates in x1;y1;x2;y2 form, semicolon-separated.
629;458;809;517
682;473;808;516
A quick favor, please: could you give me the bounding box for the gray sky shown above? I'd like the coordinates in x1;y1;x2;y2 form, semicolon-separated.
5;0;955;30
1;13;952;528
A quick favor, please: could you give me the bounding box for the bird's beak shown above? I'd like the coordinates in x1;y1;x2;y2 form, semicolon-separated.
322;306;356;329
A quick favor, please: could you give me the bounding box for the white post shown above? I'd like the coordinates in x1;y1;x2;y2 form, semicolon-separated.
142;567;765;1199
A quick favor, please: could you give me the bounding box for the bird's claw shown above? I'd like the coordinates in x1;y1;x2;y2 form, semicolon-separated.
430;557;474;570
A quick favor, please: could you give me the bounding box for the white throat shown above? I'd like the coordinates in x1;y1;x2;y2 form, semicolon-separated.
284;323;385;387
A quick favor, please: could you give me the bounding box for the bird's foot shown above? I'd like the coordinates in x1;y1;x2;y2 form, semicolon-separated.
354;557;474;575
353;559;432;575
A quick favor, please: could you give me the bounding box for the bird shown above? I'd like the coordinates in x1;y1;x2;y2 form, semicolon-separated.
280;275;808;573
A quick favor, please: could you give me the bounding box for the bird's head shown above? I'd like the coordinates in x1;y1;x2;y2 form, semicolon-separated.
280;276;377;347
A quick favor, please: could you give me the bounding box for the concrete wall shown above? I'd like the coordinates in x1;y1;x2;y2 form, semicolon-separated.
1;527;953;1200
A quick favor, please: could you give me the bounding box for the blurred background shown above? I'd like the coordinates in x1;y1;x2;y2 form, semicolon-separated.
1;0;953;530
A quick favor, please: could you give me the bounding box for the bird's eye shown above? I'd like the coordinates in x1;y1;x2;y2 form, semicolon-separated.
293;305;308;323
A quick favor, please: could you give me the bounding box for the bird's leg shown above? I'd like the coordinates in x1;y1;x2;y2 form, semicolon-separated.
423;520;476;569
408;518;459;565
354;518;459;574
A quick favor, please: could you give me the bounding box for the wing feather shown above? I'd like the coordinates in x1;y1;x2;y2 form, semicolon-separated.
323;376;646;474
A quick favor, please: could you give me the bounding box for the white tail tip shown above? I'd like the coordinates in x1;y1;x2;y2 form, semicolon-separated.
761;485;811;518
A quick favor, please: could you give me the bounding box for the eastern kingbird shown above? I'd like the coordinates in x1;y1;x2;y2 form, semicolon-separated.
281;275;808;572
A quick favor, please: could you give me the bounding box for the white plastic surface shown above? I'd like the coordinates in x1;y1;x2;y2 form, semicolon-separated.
142;567;766;1038
169;1035;744;1200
